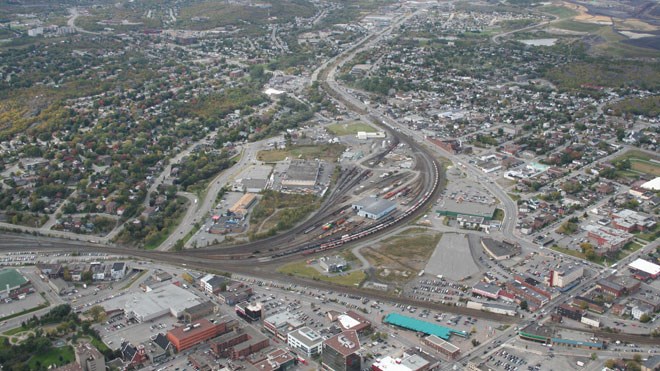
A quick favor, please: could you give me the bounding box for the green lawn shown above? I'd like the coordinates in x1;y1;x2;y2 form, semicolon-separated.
278;262;366;286
326;122;377;136
635;224;659;242
493;209;505;221
28;345;74;369
3;326;26;336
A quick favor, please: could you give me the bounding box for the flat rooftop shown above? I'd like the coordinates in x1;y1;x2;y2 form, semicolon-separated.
0;269;28;290
384;313;467;340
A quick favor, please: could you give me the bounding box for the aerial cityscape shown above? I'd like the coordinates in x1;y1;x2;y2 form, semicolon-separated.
0;0;658;370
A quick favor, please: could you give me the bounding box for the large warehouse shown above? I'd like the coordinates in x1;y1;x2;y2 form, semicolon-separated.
436;199;496;220
282;160;320;187
123;283;204;322
352;197;396;220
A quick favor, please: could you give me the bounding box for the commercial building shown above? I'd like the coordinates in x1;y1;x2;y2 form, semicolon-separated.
0;268;29;299
74;343;105;371
480;238;520;261
124;283;203;322
264;311;304;340
252;348;296;371
235;301;263;322
641;355;660;371
210;326;269;359
518;324;604;350
48;278;72;296
584;224;634;252
229;193;258;215
167;318;229;352
217;280;253;305
597;275;641;298
632;303;654;320
471;282;500;300
288;327;323;357
436;199;496;220
321;331;361;371
611;209;656;232
371;351;438;371
580;314;600;328
557;304;583;321
383;313;467;340
282;160;320;187
182;301;218;323
110;262;127;280
423;335;460;360
336;310;372;335
200;274;227;294
549;264;583;288
628;259;660;280
352;197;396;220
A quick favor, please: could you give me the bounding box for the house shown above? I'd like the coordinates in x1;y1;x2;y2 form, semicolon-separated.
120;342;148;368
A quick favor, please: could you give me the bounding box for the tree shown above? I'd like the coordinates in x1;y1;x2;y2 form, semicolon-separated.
471;339;480;346
520;300;528;311
89;305;106;323
639;314;651;323
590;353;596;360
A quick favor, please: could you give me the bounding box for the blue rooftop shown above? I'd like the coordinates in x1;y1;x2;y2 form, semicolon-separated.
384;313;468;340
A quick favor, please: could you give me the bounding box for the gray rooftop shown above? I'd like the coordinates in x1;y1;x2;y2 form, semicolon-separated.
285;160;320;182
289;326;323;347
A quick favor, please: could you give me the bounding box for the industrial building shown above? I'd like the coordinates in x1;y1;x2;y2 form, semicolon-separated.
287;326;323;357
282;160;320;187
123;283;203;322
321;330;361;371
352;197;396;220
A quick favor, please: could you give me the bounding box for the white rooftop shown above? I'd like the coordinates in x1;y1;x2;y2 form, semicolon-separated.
629;258;660;276
641;177;660;191
123;284;202;319
337;314;360;330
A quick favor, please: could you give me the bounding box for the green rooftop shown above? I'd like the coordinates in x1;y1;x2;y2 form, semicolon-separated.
0;269;28;291
384;313;468;340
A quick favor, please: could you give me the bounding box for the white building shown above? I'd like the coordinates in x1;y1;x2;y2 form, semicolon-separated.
580;315;600;328
111;262;127;280
287;327;323;357
549;265;584;288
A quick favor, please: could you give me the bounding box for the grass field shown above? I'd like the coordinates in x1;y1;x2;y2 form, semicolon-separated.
27;345;74;369
540;5;578;19
553;19;604;33
493;209;504;221
257;143;346;163
278;262;366;286
326;122;377;136
616;150;660;177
